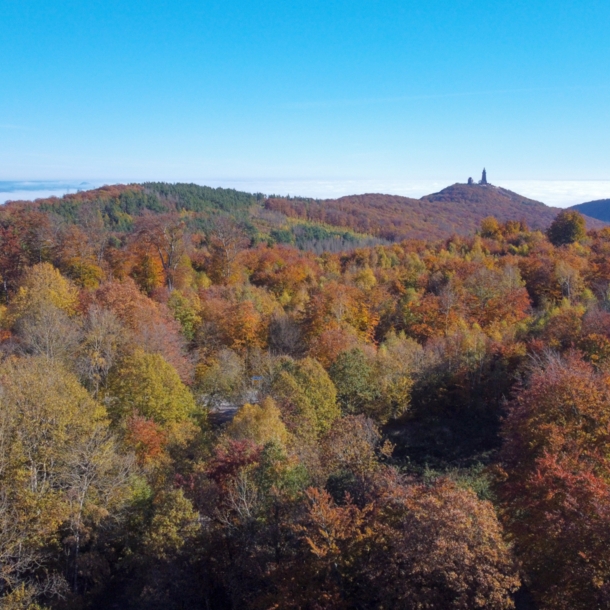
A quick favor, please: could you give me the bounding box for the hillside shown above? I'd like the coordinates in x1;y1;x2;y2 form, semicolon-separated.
569;198;610;222
3;179;610;610
2;191;610;609
2;183;387;253
4;182;263;230
3;182;605;254
266;182;606;242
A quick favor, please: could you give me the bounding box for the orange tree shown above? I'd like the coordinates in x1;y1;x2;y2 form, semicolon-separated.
498;352;610;609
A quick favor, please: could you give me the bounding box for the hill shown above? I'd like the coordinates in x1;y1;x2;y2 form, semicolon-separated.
2;181;610;609
4;182;263;230
569;198;610;222
266;182;606;242
3;181;605;253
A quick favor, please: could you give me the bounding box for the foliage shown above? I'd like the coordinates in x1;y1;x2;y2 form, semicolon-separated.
329;348;378;414
3;182;610;608
329;339;414;423
195;348;245;408
142;489;200;560
9;262;78;320
167;290;201;341
547;210;587;246
0;357;132;605
271;357;340;438
104;349;199;429
227;397;290;447
498;353;610;609
265;476;519;609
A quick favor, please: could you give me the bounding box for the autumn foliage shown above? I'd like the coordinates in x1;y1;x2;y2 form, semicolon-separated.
1;183;609;609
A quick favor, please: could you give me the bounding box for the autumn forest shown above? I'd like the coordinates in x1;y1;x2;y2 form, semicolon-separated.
1;182;609;609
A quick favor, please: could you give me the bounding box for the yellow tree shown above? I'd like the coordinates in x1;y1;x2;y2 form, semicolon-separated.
104;349;201;442
9;262;79;320
271;357;340;438
227;397;290;447
0;356;132;602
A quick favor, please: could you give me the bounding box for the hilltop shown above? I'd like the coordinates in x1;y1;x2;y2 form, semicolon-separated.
569;198;610;222
266;182;605;242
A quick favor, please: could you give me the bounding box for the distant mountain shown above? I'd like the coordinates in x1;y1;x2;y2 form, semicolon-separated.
266;183;605;242
3;181;606;249
569;198;610;223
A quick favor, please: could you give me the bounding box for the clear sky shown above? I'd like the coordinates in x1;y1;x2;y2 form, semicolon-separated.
2;0;610;204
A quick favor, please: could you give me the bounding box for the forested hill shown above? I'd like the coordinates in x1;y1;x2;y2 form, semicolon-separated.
3;181;605;250
4;183;264;231
569;198;610;222
2;178;610;609
266;182;606;242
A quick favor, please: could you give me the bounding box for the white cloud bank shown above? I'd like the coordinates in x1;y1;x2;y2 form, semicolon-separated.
501;181;610;208
200;179;610;208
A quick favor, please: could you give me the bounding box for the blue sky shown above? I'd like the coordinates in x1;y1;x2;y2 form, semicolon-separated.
2;0;610;205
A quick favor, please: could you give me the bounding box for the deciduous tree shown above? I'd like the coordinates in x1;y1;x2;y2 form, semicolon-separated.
104;349;200;438
498;352;610;609
547;210;586;246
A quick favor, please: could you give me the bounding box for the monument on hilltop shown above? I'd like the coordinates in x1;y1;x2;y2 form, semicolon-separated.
479;168;488;185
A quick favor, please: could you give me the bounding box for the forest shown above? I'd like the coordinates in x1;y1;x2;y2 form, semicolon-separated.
0;185;608;610
264;183;605;241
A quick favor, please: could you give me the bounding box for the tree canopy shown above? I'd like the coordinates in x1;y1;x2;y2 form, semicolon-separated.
2;189;610;609
547;209;587;246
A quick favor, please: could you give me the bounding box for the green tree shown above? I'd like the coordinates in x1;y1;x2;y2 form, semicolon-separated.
142;489;201;560
329;348;377;415
271;357;339;437
330;340;416;423
547;210;586;246
373;332;418;422
167;290;201;341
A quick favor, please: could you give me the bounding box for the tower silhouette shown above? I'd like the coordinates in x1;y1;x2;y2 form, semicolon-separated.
479;168;488;185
